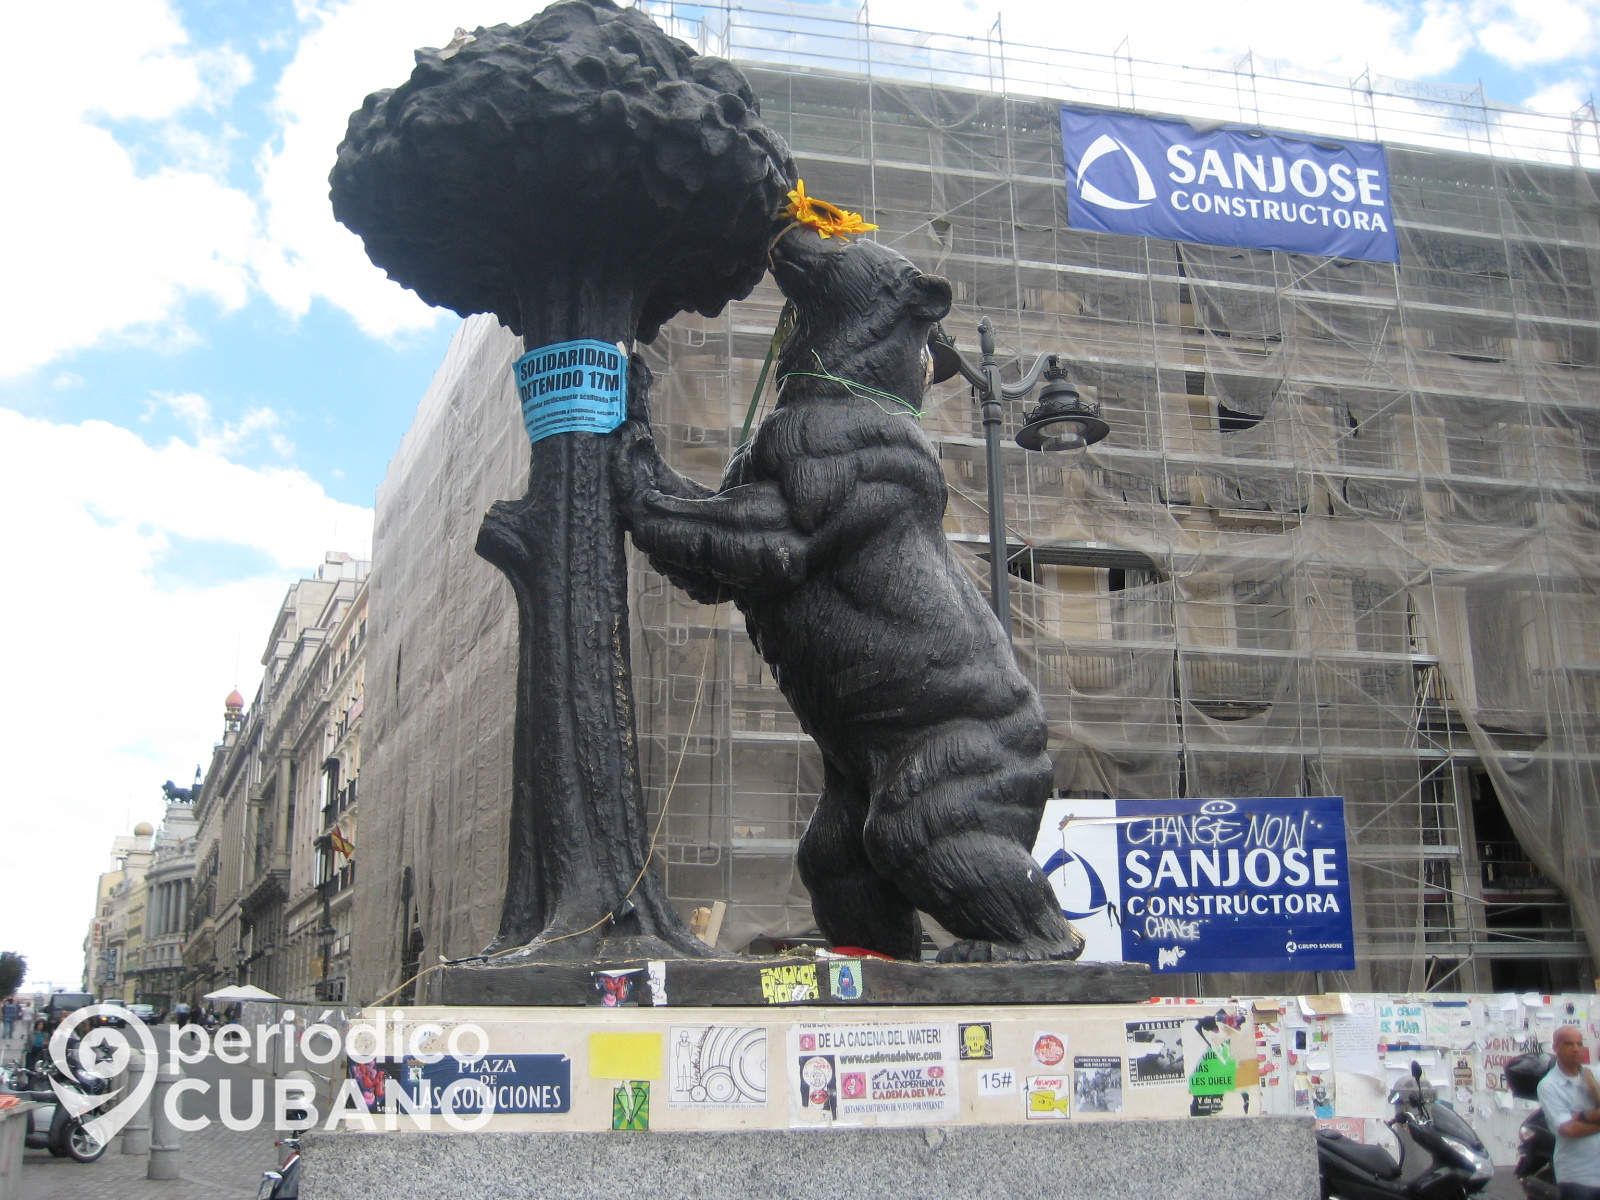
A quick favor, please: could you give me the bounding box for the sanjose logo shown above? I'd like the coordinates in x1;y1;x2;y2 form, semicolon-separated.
1075;134;1156;211
1061;107;1399;264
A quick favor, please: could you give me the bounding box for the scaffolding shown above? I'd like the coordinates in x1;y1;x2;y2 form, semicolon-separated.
616;0;1600;992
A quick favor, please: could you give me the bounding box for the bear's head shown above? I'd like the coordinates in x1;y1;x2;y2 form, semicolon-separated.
769;225;952;410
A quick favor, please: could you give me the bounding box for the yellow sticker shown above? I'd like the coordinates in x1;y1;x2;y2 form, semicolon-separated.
589;1032;664;1080
759;963;819;1004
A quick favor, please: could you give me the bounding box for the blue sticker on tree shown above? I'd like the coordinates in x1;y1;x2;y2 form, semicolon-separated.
1032;796;1356;974
513;339;628;444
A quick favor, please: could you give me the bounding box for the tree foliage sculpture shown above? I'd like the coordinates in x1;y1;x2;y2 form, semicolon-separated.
332;0;794;961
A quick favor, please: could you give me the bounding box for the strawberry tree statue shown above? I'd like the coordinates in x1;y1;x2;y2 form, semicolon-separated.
331;0;794;961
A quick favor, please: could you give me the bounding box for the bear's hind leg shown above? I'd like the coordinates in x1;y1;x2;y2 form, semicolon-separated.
867;734;1083;963
909;830;1086;962
798;763;923;960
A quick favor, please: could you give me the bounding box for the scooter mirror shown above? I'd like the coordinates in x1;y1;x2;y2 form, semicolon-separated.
1412;1060;1424;1082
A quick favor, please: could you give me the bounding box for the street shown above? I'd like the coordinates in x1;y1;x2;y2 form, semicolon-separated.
11;1041;295;1200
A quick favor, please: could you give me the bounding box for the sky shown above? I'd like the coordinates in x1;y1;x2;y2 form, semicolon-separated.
2;0;1596;992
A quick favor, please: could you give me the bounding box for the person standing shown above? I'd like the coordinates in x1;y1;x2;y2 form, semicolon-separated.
1538;1026;1600;1200
1;998;17;1040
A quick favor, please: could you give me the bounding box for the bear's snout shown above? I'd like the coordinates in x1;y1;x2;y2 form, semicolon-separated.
769;224;848;291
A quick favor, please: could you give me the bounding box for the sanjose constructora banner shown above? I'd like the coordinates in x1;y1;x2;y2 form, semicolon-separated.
1061;107;1399;263
1031;796;1355;974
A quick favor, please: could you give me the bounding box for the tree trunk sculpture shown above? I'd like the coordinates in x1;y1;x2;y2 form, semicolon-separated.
330;0;794;960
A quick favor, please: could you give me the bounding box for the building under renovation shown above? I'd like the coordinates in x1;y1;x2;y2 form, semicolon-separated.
349;0;1600;1003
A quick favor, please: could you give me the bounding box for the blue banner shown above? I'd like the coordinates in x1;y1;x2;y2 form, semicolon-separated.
1033;796;1356;974
513;339;628;445
1060;108;1398;263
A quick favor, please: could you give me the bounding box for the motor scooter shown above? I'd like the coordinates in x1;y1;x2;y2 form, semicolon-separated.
257;1084;313;1199
257;1135;301;1198
6;1049;115;1163
1317;1061;1494;1200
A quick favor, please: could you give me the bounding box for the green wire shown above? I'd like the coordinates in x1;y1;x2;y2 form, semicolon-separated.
778;349;925;419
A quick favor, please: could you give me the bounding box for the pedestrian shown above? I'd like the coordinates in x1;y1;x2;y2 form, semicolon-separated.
24;1019;47;1070
174;1000;190;1025
1;997;17;1040
1538;1025;1600;1200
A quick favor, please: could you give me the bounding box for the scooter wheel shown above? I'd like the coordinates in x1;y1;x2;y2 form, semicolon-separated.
62;1119;107;1163
45;1142;68;1158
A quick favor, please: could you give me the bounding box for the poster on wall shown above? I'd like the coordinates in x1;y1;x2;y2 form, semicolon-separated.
1032;796;1356;973
1059;107;1399;263
787;1022;960;1126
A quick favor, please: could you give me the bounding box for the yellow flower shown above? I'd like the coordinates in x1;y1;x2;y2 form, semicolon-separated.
781;179;878;239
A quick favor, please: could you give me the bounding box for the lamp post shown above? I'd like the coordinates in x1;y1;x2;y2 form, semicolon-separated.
928;318;1109;622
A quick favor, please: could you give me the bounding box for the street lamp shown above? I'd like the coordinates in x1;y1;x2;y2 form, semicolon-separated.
928;318;1108;623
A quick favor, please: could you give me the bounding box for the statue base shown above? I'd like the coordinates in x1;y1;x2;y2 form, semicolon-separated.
300;1120;1317;1200
423;953;1151;1006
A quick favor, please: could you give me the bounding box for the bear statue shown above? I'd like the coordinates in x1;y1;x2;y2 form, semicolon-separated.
612;224;1084;963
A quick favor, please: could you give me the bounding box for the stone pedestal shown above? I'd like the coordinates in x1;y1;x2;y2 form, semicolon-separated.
425;953;1151;1007
299;1118;1318;1200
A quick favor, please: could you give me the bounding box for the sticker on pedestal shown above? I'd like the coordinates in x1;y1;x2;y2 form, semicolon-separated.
827;960;864;1001
959;1023;993;1059
612;1081;650;1130
797;1053;837;1117
1026;1076;1072;1118
760;963;819;1004
788;1023;959;1126
977;1067;1016;1097
1074;1056;1123;1113
593;968;642;1007
668;1026;766;1109
1126;1019;1185;1086
1032;1032;1067;1068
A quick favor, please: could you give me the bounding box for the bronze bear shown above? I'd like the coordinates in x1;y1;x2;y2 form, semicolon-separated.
613;225;1084;962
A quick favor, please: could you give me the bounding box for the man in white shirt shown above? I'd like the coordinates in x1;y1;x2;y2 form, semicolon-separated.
1538;1026;1600;1200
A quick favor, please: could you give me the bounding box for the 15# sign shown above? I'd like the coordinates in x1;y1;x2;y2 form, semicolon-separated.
1031;797;1354;974
1061;108;1398;263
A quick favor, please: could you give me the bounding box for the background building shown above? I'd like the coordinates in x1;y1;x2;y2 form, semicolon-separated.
183;554;368;1004
337;0;1599;1002
129;794;198;1011
83;824;153;999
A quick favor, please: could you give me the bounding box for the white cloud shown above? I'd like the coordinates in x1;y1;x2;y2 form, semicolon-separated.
0;0;260;378
1475;0;1600;68
0;407;371;987
252;0;514;337
154;391;293;459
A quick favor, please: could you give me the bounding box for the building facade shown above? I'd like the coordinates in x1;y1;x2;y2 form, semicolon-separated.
183;554;368;1005
349;2;1600;1001
83;824;153;999
129;797;197;1012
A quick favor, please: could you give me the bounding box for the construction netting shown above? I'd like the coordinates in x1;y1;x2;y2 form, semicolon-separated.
351;0;1600;1003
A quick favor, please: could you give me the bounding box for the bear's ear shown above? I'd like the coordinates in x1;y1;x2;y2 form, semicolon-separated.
911;273;953;323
